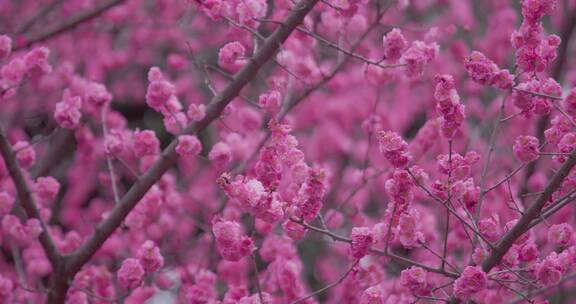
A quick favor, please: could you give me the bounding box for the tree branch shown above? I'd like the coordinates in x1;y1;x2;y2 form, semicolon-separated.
67;0;320;280
0;124;60;266
482;148;576;272
14;0;126;50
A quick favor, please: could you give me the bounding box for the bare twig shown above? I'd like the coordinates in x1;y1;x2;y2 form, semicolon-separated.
289;260;359;304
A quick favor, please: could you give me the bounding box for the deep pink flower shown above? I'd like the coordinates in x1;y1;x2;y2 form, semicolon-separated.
453;266;487;300
176;135;202;157
0;35;11;60
548;223;573;247
513;135;540;163
118;258;145;290
350;227;374;258
137;240;164;273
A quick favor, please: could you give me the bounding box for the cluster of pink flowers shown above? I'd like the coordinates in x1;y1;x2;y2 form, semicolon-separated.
464;51;513;89
54;89;83;129
213;219;255;261
434;74;465;138
145;67;176;112
382;28;407;61
350;227;375;258
401;41;439;77
145;67;190;134
513;0;560;73
176;134;202;157
453;266;488;300
0;35;11;60
2;215;42;248
513;77;562;116
258;90;283;114
3;0;576;303
514;135;540;163
376;130;412;168
1;45;51;86
195;0;267;27
400;266;430;296
218;41;247;72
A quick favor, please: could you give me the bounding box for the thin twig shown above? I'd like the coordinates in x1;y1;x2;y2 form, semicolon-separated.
289;260;359;304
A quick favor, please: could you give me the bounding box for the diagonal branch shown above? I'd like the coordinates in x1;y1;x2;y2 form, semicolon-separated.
67;0;321;276
0;124;60;266
518;7;576;198
482;148;576;273
14;0;126;50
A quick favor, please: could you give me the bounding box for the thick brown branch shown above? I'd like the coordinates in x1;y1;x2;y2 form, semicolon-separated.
482;148;576;272
519;7;576;197
0;124;60;266
67;0;320;280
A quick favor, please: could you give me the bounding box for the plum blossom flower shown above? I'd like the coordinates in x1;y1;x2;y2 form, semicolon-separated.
118;258;145;290
453;266;487;300
513;135;540;163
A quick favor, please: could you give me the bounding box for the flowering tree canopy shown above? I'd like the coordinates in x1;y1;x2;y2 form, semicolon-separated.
1;0;576;303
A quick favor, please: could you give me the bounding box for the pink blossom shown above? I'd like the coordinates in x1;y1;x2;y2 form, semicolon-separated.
54;90;82;129
401;41;439;77
84;81;112;108
0;274;13;303
434;74;466;138
146;76;175;111
176;135;202;157
453;266;487;300
105;129;125;155
382;28;407;61
396;209;425;249
13;141;35;169
132;129;160;157
23;46;52;76
236;0;267;27
548;223;573;247
118;258;145;290
376;130;412;168
259;90;282;114
187;103;207;121
513;135;540;163
296;168;327;221
213;220;255;261
136;240;164;273
218;41;247;71
537;252;564;286
464;51;500;86
0;192;14;217
34;176;60;201
350;227;374;258
209;142;232;168
283;220;307;240
521;0;558;24
564;88;576;116
1;58;26;84
464;51;513;89
400;266;429;295
196;0;229;20
0;35;11;60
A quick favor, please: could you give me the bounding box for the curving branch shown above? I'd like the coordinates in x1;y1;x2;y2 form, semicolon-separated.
519;7;576;198
14;0;126;50
0;124;61;266
482;148;576;272
36;0;321;302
